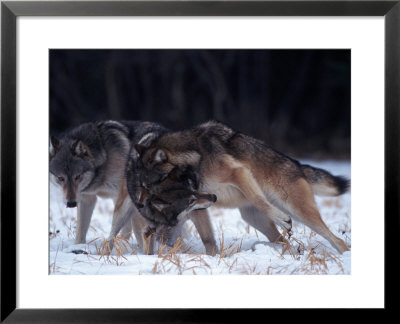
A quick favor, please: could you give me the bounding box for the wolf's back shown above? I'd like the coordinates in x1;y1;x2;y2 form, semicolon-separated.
301;164;350;196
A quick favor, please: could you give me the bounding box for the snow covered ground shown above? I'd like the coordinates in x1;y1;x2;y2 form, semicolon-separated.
49;160;351;275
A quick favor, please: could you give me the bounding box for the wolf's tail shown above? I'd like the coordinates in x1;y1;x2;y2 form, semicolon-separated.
301;164;350;196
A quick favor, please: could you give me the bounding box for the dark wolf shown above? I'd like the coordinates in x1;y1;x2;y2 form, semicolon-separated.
49;120;167;247
107;126;217;254
134;166;217;254
131;120;350;254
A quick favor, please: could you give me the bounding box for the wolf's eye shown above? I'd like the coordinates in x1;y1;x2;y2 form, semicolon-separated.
74;174;81;181
58;176;64;182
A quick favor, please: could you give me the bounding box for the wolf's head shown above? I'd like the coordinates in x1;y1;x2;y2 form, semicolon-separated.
146;189;217;226
49;135;105;208
137;167;216;228
126;145;216;247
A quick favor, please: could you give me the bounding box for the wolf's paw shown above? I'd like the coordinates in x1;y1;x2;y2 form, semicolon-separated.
296;244;305;255
251;241;277;251
205;245;218;256
99;239;113;256
277;216;292;233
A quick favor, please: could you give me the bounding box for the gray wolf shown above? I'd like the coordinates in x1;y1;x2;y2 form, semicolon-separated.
130;120;350;254
49;120;167;248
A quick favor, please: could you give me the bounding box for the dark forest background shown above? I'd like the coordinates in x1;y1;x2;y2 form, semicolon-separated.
50;49;350;160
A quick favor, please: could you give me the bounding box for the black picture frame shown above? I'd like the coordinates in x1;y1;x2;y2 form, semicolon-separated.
1;0;398;321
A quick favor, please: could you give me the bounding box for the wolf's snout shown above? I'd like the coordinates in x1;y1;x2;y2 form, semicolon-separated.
211;194;217;203
66;201;77;208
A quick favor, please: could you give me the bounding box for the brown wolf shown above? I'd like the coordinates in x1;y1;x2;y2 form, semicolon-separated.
130;120;350;254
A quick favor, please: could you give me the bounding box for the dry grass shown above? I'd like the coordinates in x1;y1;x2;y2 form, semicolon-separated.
49;226;349;275
95;235;139;266
49;241;61;274
49;192;350;275
152;238;212;275
217;232;242;261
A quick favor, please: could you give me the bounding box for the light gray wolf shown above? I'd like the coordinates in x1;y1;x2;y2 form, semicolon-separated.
130;120;350;255
49;120;167;248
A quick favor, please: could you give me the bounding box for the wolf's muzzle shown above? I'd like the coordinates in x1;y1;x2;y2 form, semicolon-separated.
211;194;217;203
66;201;77;208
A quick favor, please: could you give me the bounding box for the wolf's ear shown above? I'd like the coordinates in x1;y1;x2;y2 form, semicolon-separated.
134;144;146;156
50;136;60;157
154;149;167;164
72;140;91;158
186;177;196;189
184;168;199;189
151;201;169;213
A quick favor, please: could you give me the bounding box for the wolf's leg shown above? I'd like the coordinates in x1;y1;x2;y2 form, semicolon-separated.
161;223;192;253
108;203;134;240
231;167;292;232
75;194;97;244
188;209;218;256
286;178;349;254
142;227;156;255
108;185;137;252
239;206;286;244
131;212;145;250
120;217;133;240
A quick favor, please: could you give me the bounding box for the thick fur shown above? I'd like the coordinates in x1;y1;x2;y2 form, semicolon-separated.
136;167;217;254
132;120;350;254
110;124;217;255
127;130;217;255
49;120;165;247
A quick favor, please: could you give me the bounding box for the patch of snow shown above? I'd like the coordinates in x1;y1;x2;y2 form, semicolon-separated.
49;160;351;275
